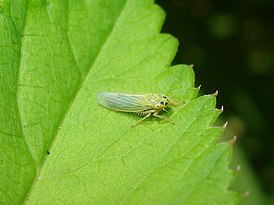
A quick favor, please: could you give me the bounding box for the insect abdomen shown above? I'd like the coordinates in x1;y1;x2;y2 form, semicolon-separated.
133;111;150;117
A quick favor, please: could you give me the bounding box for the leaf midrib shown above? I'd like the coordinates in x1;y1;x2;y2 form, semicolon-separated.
21;0;128;203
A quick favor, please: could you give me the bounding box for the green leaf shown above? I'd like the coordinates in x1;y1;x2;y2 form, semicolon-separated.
231;145;269;205
0;0;241;204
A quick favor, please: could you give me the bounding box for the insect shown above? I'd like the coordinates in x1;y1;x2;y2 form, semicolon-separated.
96;92;178;127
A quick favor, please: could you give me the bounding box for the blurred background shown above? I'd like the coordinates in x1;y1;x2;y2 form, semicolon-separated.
156;0;274;204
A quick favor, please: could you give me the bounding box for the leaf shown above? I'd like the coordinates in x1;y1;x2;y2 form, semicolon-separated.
230;145;269;205
0;0;241;204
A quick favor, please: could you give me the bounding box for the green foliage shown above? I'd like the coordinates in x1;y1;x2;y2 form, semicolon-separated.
0;0;240;204
231;145;268;205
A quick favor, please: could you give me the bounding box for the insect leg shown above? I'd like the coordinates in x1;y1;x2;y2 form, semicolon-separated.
132;111;154;127
168;97;179;106
153;113;175;125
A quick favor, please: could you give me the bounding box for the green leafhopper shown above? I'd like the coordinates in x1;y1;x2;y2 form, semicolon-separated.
96;92;178;127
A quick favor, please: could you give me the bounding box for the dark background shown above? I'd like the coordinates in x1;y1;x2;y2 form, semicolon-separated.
156;0;274;198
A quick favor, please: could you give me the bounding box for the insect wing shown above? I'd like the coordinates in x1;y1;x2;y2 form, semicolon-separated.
96;92;151;112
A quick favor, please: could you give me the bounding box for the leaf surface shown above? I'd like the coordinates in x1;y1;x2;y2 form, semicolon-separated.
0;0;240;204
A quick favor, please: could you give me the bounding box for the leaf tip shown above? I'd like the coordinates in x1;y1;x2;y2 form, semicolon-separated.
212;90;219;97
228;136;237;145
222;121;228;129
232;164;241;175
242;190;250;198
217;105;224;114
236;164;241;173
220;105;224;112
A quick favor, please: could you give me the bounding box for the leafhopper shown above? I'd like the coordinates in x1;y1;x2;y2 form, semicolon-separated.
96;92;178;127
